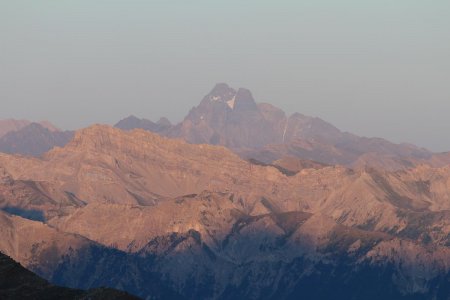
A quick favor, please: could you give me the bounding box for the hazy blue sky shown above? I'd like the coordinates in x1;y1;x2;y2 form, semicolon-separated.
1;1;449;151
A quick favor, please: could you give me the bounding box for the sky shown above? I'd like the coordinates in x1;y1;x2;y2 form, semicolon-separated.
0;1;449;151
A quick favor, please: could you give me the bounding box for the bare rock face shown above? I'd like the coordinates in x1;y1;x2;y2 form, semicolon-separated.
0;125;450;299
0;210;93;275
0;125;449;238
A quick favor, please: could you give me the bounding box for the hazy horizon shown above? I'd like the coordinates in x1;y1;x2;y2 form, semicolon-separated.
1;1;449;151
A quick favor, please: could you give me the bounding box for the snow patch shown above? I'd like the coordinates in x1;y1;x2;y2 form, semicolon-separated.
227;96;236;109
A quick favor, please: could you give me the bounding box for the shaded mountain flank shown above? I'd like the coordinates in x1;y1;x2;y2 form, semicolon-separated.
0;251;140;300
0;125;450;299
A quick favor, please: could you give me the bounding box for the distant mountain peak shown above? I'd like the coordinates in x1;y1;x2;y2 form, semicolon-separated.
208;83;236;98
156;117;172;127
203;84;258;112
124;115;141;122
107;83;436;170
205;83;237;109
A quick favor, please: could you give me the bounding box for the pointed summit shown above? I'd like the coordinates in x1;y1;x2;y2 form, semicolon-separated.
207;83;236;103
169;83;283;148
201;84;257;111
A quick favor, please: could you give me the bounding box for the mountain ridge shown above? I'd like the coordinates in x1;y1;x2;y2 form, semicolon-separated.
0;84;441;172
0;119;60;138
0;124;450;298
1;86;450;299
111;83;435;171
0;123;74;157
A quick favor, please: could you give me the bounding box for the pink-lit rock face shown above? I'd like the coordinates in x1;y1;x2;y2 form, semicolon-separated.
0;123;449;299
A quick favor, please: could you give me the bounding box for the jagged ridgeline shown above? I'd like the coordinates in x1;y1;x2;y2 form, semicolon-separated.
0;121;450;299
2;0;449;293
3;84;450;169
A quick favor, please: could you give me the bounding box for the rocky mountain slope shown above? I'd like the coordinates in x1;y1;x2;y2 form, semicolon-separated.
0;125;449;299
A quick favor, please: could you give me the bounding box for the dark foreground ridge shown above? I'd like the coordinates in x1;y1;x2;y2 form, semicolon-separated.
0;251;140;300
